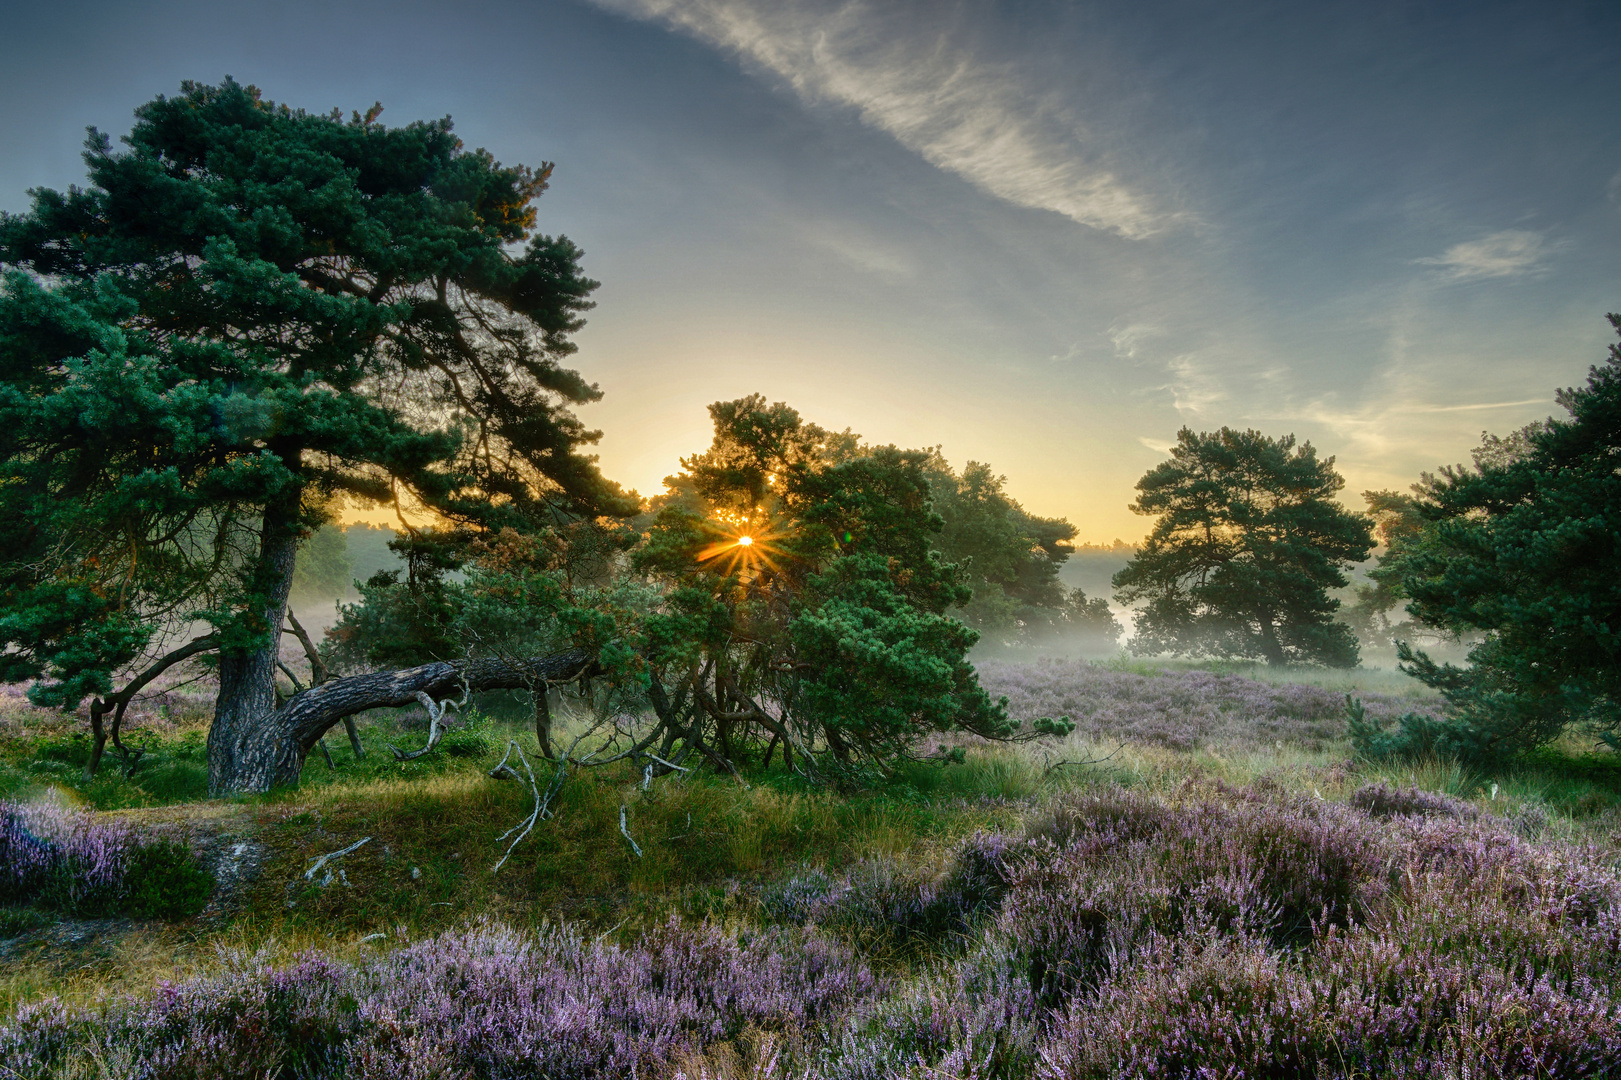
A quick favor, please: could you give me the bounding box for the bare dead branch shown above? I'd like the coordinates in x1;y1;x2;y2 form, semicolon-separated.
489;740;566;872
305;836;372;884
277;660;307;694
619;805;643;858
389;684;471;761
283;612;329;686
1043;742;1128;777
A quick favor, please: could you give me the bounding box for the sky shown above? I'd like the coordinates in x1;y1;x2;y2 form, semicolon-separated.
2;0;1617;542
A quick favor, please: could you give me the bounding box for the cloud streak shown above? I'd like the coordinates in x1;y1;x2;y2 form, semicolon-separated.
595;0;1168;237
1418;229;1554;282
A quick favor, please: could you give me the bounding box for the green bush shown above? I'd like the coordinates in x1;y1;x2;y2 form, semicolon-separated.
0;905;48;936
124;841;213;921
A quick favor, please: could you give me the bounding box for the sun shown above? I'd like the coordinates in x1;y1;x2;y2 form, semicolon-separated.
695;515;789;578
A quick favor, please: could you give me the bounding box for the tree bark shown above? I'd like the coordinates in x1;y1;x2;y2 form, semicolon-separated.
208;486;303;796
534;688;554;759
213;649;597;794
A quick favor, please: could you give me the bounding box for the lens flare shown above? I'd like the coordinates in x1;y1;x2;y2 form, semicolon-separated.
695;516;790;578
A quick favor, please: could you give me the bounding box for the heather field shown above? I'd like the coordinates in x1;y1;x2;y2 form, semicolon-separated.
4;659;1621;1079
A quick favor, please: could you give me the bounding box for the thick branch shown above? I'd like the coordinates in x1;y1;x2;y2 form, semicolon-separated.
277;650;597;754
116;635;218;707
84;635;217;781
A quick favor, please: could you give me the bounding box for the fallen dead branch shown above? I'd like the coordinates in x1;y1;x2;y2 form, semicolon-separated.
489;740;569;873
305;836;372;885
619;804;643;858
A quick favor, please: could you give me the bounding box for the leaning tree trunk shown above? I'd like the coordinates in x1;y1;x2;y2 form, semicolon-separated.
214;650;597;793
207;487;303;795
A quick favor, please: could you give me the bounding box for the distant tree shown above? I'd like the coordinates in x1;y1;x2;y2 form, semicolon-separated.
1113;428;1373;667
0;79;632;793
1367;320;1621;760
921;454;1094;643
1059;587;1125;650
289;523;354;608
341;524;405;585
320;528;471;674
1341;489;1427;648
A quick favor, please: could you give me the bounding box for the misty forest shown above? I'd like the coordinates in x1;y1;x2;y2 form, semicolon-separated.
3;55;1621;1080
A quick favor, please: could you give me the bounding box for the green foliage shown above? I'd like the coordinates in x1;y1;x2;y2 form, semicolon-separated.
125;840;214;921
635;395;1011;777
1377;319;1621;759
1345;694;1469;762
0;78;631;749
791;553;1009;761
924;457;1075;636
1113;427;1373;668
322;529;470;672
1032;716;1076;737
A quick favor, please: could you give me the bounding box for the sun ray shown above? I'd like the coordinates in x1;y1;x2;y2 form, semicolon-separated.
694;514;793;579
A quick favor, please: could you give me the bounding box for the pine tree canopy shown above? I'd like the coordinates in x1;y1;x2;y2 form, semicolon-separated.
0;78;630;717
1112;427;1373;668
1380;315;1621;758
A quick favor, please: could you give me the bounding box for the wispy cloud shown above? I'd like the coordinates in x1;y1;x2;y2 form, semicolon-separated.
1405;397;1548;414
1162;354;1228;415
1108;321;1230;417
594;0;1169;237
797;219;914;279
1137;435;1174;455
1417;229;1555;282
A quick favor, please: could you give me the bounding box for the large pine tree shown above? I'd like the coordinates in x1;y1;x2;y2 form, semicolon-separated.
0;79;632;793
1380;316;1621;759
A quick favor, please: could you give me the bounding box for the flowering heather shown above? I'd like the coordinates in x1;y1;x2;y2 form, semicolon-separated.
1349;780;1478;820
978;657;1446;751
7;785;1621;1078
0;797;137;913
0;919;880;1079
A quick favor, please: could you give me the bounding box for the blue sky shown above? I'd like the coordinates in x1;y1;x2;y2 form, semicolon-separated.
2;0;1616;540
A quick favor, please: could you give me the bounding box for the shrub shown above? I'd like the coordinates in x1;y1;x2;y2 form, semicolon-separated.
1346;692;1477;762
771;831;1018;954
0;919;881;1079
125;840;214;921
981;659;1446;752
1349;780;1476;820
2;798;136;915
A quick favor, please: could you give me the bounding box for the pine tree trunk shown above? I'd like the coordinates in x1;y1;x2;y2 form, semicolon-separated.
1256;611;1287;668
207;492;302;796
